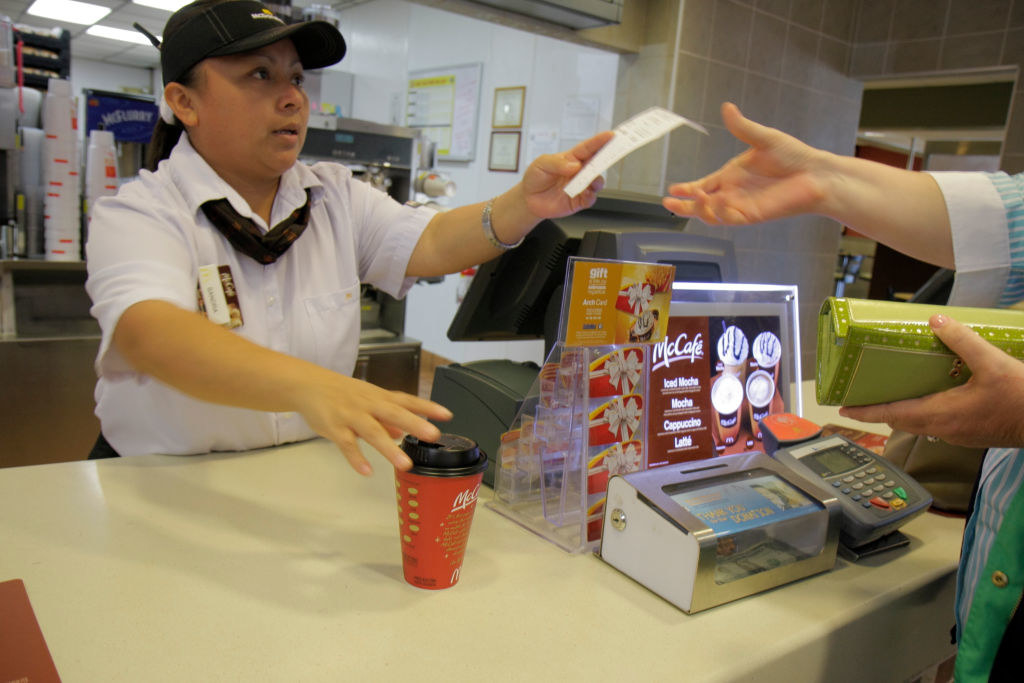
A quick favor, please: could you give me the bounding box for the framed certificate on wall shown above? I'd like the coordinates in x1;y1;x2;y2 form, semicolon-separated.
492;86;525;128
488;131;521;172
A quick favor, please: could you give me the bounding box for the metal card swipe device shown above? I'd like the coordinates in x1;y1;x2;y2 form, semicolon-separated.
599;452;842;614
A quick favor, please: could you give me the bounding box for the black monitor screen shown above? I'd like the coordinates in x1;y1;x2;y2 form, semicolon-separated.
661;259;722;283
446;195;737;354
577;229;736;282
445;219;578;343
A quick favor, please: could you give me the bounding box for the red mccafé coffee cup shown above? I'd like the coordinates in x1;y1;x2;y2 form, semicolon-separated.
395;434;487;590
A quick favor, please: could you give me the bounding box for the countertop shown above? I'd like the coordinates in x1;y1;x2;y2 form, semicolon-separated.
1;431;962;682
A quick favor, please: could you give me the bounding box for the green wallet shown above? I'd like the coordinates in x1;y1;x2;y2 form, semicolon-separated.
817;297;1024;406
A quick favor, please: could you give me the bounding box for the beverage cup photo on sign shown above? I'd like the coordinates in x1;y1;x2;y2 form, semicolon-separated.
711;372;744;446
394;434;488;590
716;324;749;379
752;330;782;384
628;308;659;342
745;369;776;441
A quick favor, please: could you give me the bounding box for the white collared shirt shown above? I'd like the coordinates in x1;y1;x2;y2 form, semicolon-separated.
85;135;435;456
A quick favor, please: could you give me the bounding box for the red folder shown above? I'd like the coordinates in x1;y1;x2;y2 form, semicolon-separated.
0;578;61;682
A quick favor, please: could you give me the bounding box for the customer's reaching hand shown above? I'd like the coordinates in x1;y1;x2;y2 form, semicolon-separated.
662;102;829;225
662;102;954;268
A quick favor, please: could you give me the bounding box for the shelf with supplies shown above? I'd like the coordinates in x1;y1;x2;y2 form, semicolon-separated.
11;26;70;88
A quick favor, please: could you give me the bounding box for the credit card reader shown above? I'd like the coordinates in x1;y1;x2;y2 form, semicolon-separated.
768;433;932;551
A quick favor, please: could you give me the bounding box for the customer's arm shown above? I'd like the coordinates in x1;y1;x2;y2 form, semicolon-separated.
666;103;1024;447
664;102;954;268
406;131;613;278
113;299;451;474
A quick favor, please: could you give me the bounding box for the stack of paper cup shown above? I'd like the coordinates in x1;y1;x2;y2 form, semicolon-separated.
42;78;81;261
85;129;118;236
18;86;42;128
19;127;45;258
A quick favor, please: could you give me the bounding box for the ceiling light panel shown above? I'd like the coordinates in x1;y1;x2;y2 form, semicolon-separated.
86;24;160;45
27;0;112;25
131;0;190;12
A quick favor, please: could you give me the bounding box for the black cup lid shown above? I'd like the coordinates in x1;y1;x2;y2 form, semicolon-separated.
401;434;486;475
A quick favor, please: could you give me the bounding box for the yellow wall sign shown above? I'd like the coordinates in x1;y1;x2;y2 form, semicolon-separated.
409;76;455;89
406;63;482;161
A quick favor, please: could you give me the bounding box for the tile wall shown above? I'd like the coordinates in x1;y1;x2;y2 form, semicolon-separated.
849;0;1024;174
608;0;1022;377
609;0;863;377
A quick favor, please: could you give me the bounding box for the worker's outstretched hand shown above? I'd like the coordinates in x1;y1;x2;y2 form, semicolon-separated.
521;130;614;219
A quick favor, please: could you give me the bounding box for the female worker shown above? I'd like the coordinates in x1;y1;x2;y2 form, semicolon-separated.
664;101;1023;681
85;0;611;475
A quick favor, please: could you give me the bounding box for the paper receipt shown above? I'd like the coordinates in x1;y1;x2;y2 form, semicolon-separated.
563;106;708;198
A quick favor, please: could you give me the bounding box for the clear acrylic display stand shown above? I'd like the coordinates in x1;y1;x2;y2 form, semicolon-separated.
488;281;801;554
489;342;642;553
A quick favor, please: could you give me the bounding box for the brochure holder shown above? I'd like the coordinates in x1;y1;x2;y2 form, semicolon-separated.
488;262;801;554
490;342;645;552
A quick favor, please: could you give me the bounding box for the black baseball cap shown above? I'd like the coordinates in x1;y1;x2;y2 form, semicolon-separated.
152;0;346;86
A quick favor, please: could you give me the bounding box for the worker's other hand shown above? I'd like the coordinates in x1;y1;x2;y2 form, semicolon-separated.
298;374;452;475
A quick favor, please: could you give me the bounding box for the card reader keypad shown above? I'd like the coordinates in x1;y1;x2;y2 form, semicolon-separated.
826;446;909;512
773;432;933;548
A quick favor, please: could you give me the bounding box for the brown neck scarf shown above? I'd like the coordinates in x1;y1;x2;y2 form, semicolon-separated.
200;189;312;265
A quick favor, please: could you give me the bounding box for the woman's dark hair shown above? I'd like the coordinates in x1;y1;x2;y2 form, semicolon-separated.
144;1;219;171
145;121;178;172
144;65;199;171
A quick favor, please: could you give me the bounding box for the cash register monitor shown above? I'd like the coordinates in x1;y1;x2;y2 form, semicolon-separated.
446;194;738;354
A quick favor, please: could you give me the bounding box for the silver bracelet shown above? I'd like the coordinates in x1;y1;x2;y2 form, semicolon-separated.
482;198;524;250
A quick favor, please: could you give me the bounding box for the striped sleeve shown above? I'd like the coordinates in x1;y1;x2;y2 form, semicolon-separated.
953;172;1024;645
990;172;1024;307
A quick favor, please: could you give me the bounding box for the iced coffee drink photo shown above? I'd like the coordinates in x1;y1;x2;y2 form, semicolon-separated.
745;369;776;440
716;325;749;377
752;331;782;383
711;372;744;446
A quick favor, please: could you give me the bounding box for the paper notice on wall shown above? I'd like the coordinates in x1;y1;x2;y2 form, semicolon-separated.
526;127;560;160
561;95;601;141
563;106;708;198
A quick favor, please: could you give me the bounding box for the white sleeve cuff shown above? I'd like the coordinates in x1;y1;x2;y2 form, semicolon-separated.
928;171;1009;307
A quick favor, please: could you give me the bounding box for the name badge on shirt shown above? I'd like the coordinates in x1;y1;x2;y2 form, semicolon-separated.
197;264;243;329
